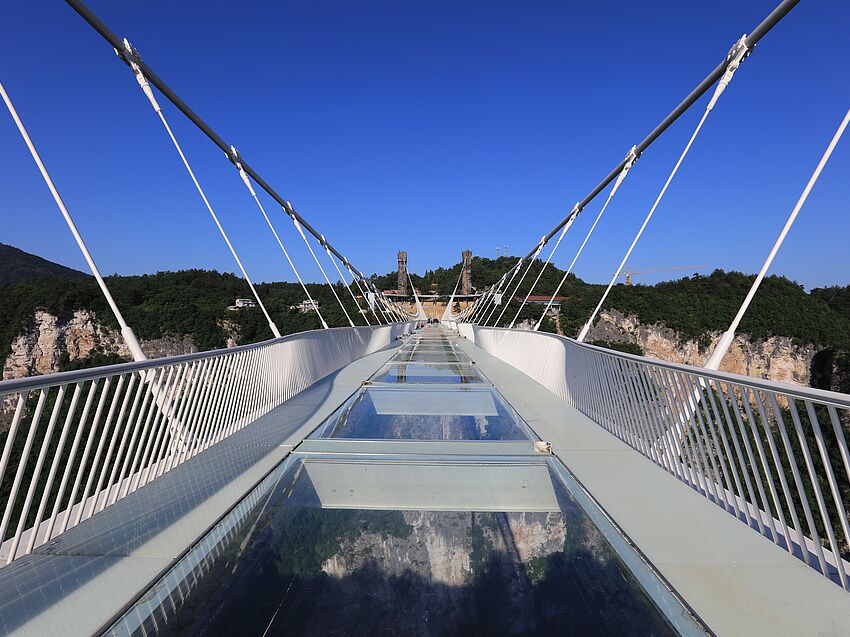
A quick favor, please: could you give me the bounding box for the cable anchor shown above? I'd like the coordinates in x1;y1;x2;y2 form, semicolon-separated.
707;35;749;112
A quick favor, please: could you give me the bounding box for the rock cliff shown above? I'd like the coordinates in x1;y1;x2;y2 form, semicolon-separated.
2;309;197;381
585;309;817;386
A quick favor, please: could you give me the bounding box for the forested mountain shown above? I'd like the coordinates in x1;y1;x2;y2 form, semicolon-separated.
0;243;88;285
2;244;850;390
374;257;850;349
0;269;366;362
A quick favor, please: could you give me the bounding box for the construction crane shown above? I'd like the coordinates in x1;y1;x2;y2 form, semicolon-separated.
621;265;706;286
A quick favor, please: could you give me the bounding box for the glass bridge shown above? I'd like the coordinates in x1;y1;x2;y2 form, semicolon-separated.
107;327;678;636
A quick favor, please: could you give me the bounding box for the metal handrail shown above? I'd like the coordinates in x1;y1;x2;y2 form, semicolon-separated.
0;324;403;395
496;326;850;410
0;322;414;566
459;323;850;590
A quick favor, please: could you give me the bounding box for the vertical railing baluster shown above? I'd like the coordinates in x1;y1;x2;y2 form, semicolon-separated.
46;380;98;540
765;393;809;559
7;386;66;562
704;380;747;521
27;383;83;553
0;389;48;552
802;400;849;588
750;390;792;547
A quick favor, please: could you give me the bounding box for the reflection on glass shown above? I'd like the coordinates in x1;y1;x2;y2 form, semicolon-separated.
372;363;484;385
311;387;531;440
393;351;466;363
133;462;676;637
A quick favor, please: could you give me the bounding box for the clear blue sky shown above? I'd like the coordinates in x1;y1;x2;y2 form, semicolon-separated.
1;1;848;289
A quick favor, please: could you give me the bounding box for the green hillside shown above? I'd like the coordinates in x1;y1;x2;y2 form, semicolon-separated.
0;243;88;285
375;257;850;350
0;269;370;362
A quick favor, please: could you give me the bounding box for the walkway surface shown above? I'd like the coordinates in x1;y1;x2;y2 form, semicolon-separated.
454;331;850;637
0;341;406;636
4;326;850;636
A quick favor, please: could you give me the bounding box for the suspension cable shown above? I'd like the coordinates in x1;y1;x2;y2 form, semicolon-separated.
704;107;850;369
492;240;546;326
480;270;513;325
577;38;749;342
230;148;328;329
535;147;637;330
466;289;488;322
442;268;464;321
346;262;383;324
408;273;427;320
0;80;147;361
322;240;370;325
488;1;798;270
509;208;577;328
459;1;798;328
365;279;391;323
479;273;510;322
285;202;355;327
121;44;282;339
372;284;399;322
65;0;378;285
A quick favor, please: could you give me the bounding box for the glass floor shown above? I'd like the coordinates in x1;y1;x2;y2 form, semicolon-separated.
106;327;682;636
371;362;485;385
310;386;532;440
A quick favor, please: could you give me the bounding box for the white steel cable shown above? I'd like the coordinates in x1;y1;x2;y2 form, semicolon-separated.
365;278;391;323
477;273;509;322
578;39;749;342
124;50;281;339
535;147;637;330
347;263;383;324
704;106;850;369
442;268;464;321
231;150;328;329
492;240;545;327
286;205;355;327
408;272;427;320
0;80;147;361
509;211;577;328
370;283;397;321
483;262;521;325
323;241;370;325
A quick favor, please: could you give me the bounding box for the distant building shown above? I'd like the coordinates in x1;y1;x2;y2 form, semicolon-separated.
291;299;320;313
227;298;257;310
519;295;566;315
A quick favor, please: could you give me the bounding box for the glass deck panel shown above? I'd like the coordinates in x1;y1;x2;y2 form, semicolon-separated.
311;387;531;440
131;459;677;637
392;350;467;363
371;362;485;384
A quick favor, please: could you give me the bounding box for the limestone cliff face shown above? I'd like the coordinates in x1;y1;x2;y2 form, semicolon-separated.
585;309;817;386
0;309;200;433
217;318;241;349
2;309;198;381
322;510;568;587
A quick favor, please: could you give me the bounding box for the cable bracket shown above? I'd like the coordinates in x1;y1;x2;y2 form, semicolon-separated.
707;35;750;112
119;39;162;114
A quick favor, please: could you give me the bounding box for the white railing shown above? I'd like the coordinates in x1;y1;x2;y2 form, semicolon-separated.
0;323;413;565
458;324;850;589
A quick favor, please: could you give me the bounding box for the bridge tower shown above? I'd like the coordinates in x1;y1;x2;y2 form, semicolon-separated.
397;250;408;295
461;249;472;295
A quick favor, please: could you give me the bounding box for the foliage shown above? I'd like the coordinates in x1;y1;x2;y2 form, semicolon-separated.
272;508;412;578
557;269;850;349
0;270;378;362
3;250;850;368
0;243;87;285
589;340;645;356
